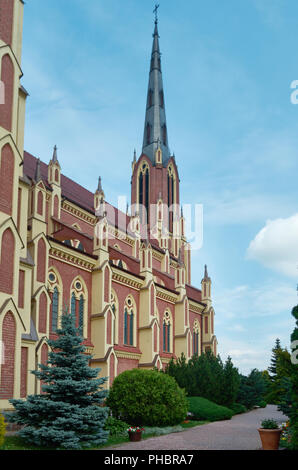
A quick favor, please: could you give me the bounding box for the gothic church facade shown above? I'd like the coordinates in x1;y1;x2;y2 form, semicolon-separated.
0;0;217;409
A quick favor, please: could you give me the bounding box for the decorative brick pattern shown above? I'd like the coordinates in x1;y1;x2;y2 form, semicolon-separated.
38;292;47;333
20;347;28;398
0;312;16;399
0;54;14;131
0;0;14;45
18;269;25;308
0;228;15;294
37;238;46;283
0;143;14;215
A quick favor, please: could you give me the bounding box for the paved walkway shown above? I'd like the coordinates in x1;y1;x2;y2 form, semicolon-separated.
106;405;287;450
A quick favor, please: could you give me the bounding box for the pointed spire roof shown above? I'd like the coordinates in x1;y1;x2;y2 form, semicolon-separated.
34;158;42;183
52;145;58;163
97;176;103;193
204;264;211;281
142;15;170;166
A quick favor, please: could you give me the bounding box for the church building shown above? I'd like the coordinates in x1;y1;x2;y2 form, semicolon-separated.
0;0;217;409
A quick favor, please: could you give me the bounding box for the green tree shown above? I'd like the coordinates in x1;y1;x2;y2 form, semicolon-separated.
289;305;298;449
237;369;267;409
268;338;282;378
5;309;109;450
221;356;240;408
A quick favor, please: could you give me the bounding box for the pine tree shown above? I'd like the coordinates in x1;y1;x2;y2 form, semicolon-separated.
268;338;282;378
5;309;109;450
221;356;240;408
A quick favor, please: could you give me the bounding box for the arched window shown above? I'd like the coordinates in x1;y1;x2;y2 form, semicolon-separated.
71;292;76;319
163;311;172;353
138;162;150;224
38;292;47;334
193;320;200;356
124;296;135;347
37;191;43;216
167;166;176;233
70;277;87;337
51;287;59;332
79;295;84;333
111;291;119;344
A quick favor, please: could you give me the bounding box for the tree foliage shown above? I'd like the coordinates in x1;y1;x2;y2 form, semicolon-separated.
289;305;298;449
165;351;240;407
237;369;268;409
106;369;188;427
4;310;109;450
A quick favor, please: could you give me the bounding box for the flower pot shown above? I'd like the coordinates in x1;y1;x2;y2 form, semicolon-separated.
258;428;282;450
128;431;143;442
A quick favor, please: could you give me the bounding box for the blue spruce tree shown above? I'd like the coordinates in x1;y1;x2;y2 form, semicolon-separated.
5;309;109;449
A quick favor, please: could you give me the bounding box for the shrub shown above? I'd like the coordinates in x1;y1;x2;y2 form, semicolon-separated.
187;397;233;422
261;419;279;429
104;417;130;436
230;403;247;414
106;369;188;427
0;414;6;447
257;400;267;408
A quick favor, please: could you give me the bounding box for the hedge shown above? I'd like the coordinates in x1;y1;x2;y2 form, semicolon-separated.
187;397;233;421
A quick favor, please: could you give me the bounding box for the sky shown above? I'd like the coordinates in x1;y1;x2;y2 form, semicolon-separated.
21;0;298;375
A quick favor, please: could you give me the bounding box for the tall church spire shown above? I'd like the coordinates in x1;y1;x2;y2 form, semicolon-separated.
142;12;170;165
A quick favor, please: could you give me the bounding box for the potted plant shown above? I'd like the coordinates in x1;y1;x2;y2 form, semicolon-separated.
127;426;145;442
258;419;282;450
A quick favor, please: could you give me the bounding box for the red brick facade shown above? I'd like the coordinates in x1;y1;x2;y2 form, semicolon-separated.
20;347;28;398
0;312;16;399
0;54;14;131
0;228;15;294
0;143;14;215
0;0;14;45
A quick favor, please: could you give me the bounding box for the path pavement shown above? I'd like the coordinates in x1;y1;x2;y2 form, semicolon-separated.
106;405;287;451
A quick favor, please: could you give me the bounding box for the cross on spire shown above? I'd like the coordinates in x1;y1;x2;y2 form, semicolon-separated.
153;4;160;23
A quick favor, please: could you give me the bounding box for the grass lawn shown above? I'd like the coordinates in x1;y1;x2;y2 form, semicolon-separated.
1;421;209;450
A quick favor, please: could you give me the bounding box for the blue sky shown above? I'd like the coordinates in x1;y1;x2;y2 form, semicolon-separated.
21;0;298;374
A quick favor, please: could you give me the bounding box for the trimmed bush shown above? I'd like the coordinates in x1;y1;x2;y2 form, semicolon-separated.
230;403;247;415
187;397;233;422
0;414;6;448
257;400;267;408
104;417;129;436
106;369;188;427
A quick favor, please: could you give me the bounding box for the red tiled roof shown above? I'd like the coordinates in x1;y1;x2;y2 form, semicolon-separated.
186;284;203;304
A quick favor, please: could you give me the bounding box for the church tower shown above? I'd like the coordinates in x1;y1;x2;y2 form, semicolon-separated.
131;13;182;256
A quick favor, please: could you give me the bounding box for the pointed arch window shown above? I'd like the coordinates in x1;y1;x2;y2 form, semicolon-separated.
193;320;200;356
163;311;171;353
79;295;84;333
138;163;150;224
124;297;135;346
71;292;76;319
51;287;59;332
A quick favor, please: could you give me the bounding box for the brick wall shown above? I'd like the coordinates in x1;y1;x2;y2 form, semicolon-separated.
0;228;15;294
0;0;14;45
0;312;16;399
0;143;14;215
0;54;14;131
20;347;28;398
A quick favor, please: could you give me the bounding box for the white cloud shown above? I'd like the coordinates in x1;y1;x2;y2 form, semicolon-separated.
247;213;298;277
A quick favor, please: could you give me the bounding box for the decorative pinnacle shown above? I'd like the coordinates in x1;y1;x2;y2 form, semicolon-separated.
97;176;103;193
34;158;42;182
133;149;137;162
204;264;210;280
52;145;58;163
153;4;160;24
